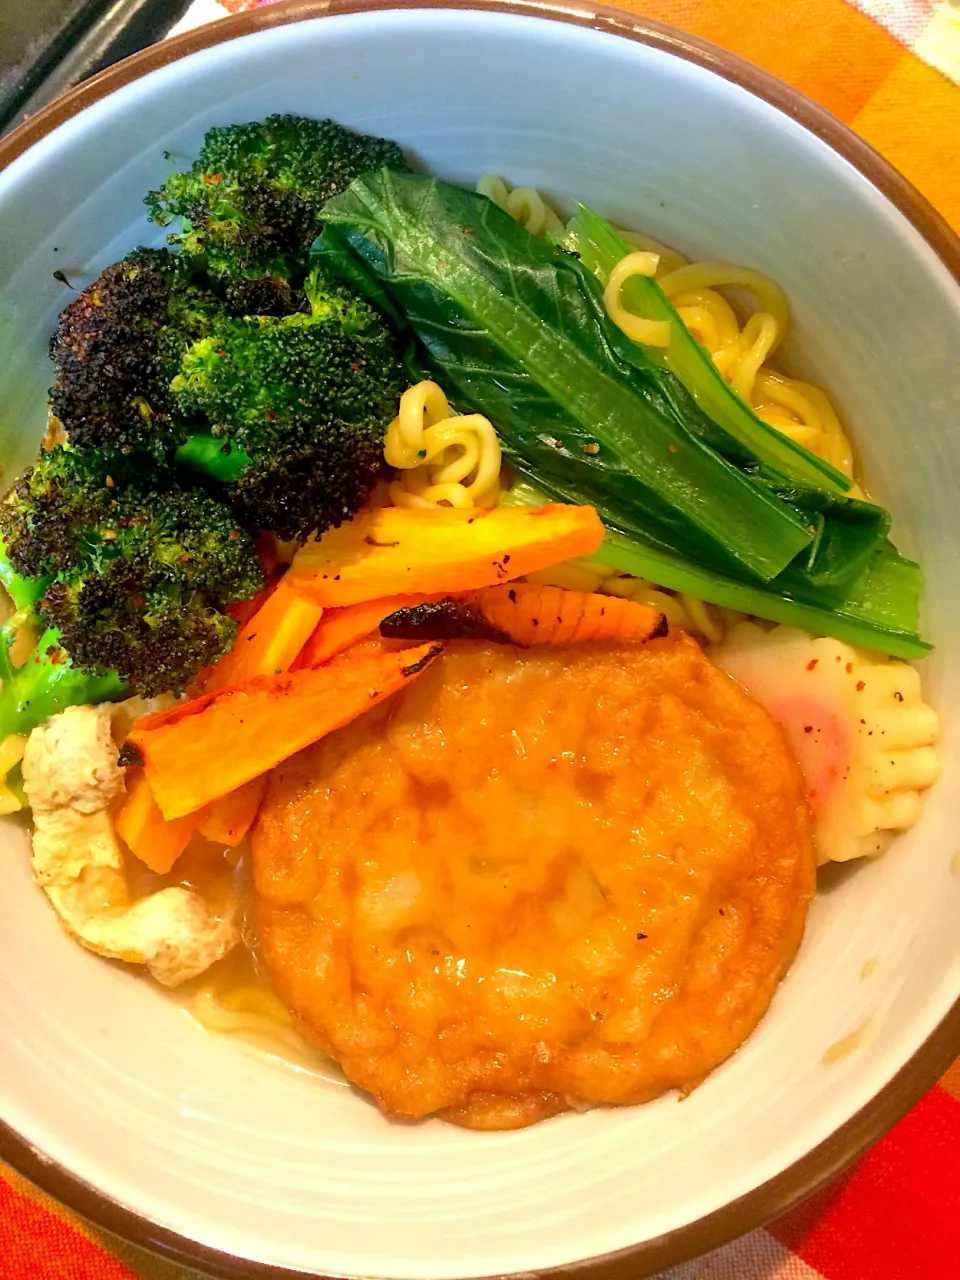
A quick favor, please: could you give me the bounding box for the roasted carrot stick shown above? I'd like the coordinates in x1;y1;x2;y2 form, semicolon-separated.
470;584;668;646
206;581;323;692
293;593;444;669
129;642;444;820
120;580;320;866
286;504;604;607
198;775;268;847
115;769;208;875
379;585;668;648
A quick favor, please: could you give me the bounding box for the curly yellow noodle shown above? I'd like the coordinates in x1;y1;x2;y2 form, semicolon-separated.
657;262;791;352
475;174;564;236
385;380;502;510
603;253;672;347
617;228;689;277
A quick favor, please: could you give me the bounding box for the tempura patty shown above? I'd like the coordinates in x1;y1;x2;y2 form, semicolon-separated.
252;633;815;1127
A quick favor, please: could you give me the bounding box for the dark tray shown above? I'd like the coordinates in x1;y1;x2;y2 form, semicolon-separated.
1;0;192;135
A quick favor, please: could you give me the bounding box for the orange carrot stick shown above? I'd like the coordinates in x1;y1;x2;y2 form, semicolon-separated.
115;769;208;875
470;584;668;646
198;775;267;847
286;504;604;607
206;581;323;692
130;642;444;820
294;593;444;669
119;581;320;867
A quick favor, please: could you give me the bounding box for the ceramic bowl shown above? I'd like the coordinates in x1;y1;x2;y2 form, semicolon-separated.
0;3;958;1277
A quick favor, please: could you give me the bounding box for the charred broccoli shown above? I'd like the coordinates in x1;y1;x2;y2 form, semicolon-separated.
49;248;223;454
145;114;409;286
0;447;264;707
172;270;403;541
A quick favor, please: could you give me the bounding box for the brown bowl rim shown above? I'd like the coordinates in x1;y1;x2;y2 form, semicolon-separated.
1;1;958;1276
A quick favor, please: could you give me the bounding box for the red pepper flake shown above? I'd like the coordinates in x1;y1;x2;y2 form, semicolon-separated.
806;658;818;671
804;725;813;734
856;680;865;691
265;409;277;421
668;444;678;453
845;662;854;674
228;530;239;540
203;172;223;184
463;226;472;234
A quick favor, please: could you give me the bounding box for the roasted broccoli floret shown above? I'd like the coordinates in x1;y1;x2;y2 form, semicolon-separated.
146;114;409;285
0;447;264;704
172;270;403;541
49;248;224;454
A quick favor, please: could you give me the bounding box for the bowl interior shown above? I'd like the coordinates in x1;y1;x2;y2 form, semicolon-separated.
0;9;958;1279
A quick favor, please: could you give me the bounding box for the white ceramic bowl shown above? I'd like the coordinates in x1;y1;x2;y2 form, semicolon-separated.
0;3;958;1276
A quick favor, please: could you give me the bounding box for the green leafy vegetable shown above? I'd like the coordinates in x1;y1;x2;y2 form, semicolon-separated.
563;206;851;492
318;168;926;657
318;174;825;584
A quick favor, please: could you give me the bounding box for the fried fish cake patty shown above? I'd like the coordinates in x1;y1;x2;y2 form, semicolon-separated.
253;633;815;1127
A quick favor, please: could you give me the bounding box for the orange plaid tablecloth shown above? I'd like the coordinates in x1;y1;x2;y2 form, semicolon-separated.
2;1;958;1277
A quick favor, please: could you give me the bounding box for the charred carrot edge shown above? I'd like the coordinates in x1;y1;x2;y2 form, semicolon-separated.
115;769;208;874
285;504;604;607
130;642;445;820
469;584;668;646
198;775;268;847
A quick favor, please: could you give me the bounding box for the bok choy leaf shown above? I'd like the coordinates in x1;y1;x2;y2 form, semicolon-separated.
318;173;821;583
564;205;852;492
318;169;928;657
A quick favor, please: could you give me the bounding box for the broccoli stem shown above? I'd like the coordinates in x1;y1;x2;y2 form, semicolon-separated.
175;433;252;484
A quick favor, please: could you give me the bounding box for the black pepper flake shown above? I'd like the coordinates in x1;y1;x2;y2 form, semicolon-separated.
508;588;517;603
532;617;539;627
636;932;648;940
804;725;813;733
894;691;904;702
